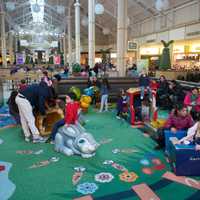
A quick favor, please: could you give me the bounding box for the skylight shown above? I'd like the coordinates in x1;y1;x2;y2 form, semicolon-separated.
30;0;45;23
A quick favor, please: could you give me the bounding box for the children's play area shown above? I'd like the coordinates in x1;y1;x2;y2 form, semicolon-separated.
0;109;199;200
0;85;200;200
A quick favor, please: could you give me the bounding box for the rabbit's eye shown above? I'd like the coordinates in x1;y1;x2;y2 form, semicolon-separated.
79;139;85;144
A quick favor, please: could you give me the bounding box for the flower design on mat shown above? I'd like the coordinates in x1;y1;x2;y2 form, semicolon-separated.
140;159;150;166
142;167;153;175
76;182;98;194
95;172;114;183
119;171;138;182
112;163;127;171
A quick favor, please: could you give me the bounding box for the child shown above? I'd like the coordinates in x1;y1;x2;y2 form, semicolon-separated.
177;120;200;150
19;79;27;91
99;78;110;112
65;93;80;126
41;71;52;87
141;98;150;121
116;89;129;119
87;76;100;106
139;69;152;101
50;93;80;142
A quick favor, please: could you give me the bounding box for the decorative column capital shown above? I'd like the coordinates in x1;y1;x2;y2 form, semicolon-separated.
74;0;80;7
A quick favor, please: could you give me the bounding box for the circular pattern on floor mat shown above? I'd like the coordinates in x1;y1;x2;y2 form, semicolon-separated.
142;168;153;175
95;172;114;183
119;171;138;182
140;159;150;166
76;182;98;194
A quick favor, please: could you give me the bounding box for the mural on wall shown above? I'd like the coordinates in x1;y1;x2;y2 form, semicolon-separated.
159;40;174;70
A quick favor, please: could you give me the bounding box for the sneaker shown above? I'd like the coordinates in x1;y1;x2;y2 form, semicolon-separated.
50;140;55;144
25;137;30;142
116;116;121;119
33;136;46;143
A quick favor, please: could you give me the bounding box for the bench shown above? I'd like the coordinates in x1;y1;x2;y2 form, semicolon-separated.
55;77;139;102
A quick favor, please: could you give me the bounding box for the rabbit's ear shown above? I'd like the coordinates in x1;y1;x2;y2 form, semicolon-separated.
161;40;167;47
166;40;174;47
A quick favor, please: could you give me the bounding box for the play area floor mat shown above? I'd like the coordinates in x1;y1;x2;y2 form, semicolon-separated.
0;110;199;200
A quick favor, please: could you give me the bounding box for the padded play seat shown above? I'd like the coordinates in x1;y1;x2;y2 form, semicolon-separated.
168;140;200;176
164;130;187;154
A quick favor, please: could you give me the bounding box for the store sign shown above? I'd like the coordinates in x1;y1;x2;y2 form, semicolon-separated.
128;41;137;51
191;45;200;52
173;46;184;53
140;47;159;55
16;53;24;65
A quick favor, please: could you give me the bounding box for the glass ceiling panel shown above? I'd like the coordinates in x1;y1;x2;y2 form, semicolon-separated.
30;0;44;23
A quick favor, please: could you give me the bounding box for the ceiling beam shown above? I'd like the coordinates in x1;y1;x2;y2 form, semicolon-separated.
129;0;155;17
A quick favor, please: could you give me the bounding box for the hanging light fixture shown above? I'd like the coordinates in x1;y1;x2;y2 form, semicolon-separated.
155;0;169;11
95;3;104;15
32;0;40;13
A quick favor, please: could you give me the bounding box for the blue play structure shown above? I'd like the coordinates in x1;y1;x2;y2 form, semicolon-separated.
166;130;200;176
0;106;16;128
84;87;94;97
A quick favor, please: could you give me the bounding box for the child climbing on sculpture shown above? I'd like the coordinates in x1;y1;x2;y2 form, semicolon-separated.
50;93;81;143
65;93;80;126
54;94;99;157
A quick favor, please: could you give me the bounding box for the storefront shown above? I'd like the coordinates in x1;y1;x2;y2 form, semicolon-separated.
139;45;163;70
139;39;200;71
172;39;200;71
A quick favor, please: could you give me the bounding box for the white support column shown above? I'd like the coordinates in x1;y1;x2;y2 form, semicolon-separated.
117;0;127;76
63;34;67;65
59;37;63;53
88;0;95;68
9;31;14;65
0;4;7;68
74;0;81;64
67;7;72;71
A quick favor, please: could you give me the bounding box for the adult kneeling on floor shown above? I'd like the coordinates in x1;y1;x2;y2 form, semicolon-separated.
15;81;53;143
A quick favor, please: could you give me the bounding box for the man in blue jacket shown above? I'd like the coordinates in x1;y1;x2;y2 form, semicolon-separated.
15;82;53;143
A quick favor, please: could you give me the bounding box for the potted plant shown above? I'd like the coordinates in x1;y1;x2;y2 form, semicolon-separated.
72;63;81;76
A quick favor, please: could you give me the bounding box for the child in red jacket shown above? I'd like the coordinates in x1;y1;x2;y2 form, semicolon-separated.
65;93;80;126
